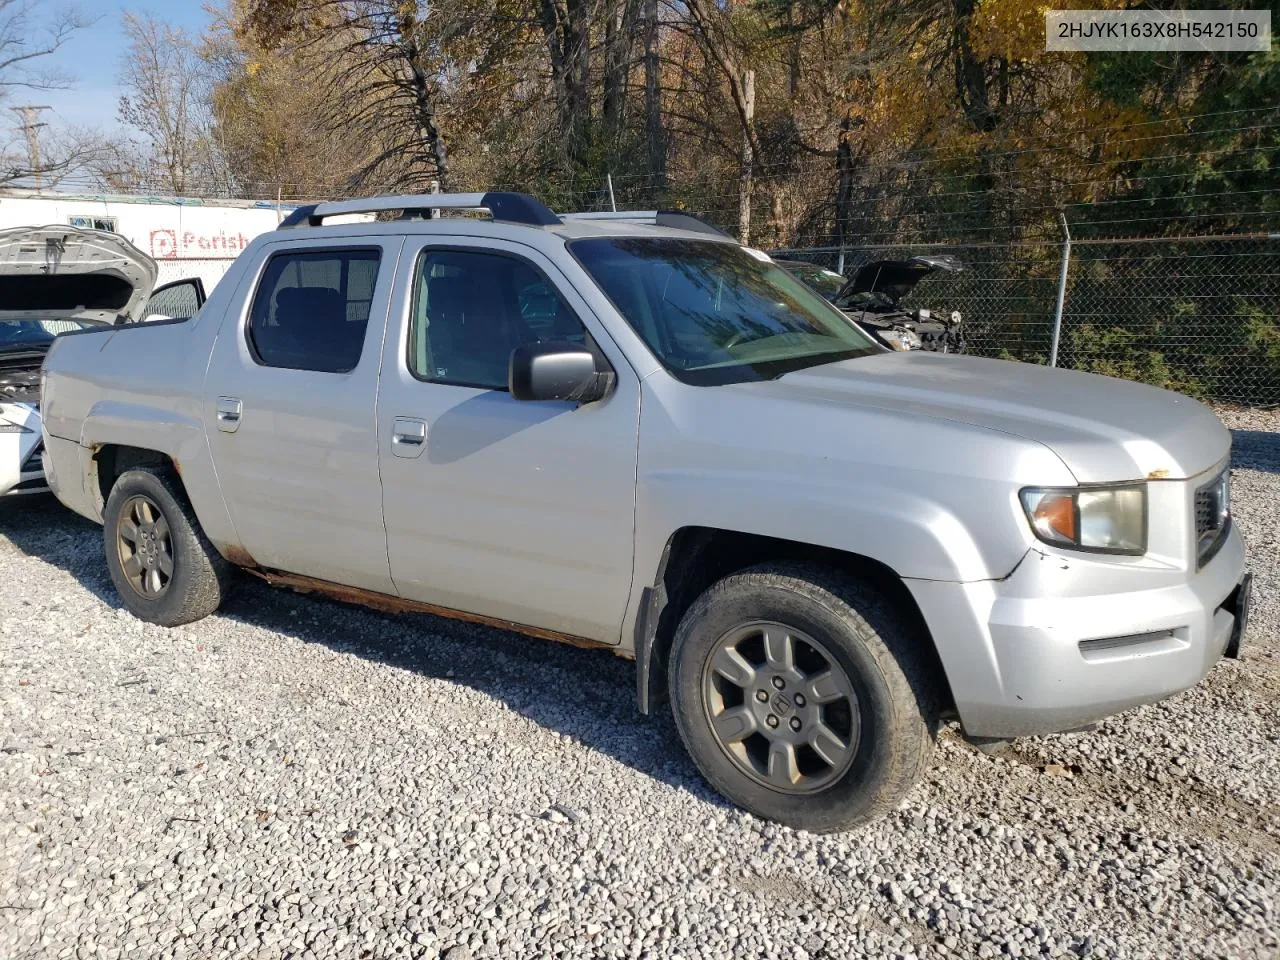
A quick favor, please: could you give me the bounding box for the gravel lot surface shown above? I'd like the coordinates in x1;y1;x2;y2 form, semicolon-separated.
2;409;1277;960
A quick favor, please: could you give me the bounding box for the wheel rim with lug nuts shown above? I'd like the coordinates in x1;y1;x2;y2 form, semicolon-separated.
700;620;860;795
116;494;174;599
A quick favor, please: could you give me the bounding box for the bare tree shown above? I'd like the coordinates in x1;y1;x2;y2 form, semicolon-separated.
116;11;222;195
0;0;95;186
0;0;90;99
247;0;455;193
1;123;107;189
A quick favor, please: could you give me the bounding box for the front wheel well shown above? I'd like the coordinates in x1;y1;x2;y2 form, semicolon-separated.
636;527;954;718
93;444;179;513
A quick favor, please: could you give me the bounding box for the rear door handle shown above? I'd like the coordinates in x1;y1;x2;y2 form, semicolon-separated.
216;397;242;433
391;417;427;458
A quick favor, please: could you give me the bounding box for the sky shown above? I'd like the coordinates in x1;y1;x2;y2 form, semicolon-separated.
18;0;212;135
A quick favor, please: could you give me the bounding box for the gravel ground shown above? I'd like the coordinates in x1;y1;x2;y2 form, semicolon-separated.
2;409;1277;960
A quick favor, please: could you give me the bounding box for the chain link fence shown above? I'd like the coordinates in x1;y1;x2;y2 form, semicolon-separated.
773;233;1280;408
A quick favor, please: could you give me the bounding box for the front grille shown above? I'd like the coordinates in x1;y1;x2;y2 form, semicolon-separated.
1194;469;1230;568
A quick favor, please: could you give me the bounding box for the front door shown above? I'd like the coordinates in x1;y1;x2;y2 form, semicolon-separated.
203;236;404;593
376;238;640;643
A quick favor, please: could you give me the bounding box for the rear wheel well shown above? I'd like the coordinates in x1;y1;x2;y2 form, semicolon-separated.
93;445;178;512
637;527;954;717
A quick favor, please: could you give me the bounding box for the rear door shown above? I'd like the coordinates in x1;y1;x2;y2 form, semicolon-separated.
203;235;403;592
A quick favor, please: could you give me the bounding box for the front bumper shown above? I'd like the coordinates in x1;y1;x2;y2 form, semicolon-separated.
1;402;46;496
907;523;1248;738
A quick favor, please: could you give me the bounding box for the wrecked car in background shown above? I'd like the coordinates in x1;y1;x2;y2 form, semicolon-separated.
0;225;203;497
776;254;966;353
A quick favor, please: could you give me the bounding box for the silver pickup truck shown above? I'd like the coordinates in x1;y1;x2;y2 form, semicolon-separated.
40;193;1251;832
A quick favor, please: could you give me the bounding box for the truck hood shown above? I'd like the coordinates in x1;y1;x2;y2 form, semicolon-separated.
758;351;1228;483
0;225;158;324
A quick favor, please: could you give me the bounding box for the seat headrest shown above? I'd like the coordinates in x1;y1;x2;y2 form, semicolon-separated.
426;276;472;318
275;285;345;322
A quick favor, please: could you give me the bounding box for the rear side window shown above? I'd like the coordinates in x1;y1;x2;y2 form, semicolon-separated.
247;249;380;373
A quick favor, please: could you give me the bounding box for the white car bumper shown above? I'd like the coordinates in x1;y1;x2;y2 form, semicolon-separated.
0;402;46;496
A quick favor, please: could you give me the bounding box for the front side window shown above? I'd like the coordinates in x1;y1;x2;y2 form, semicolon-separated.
247;249;380;373
143;279;204;322
409;249;587;390
571;238;878;385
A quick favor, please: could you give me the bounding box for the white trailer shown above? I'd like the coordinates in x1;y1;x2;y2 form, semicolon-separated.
0;190;292;293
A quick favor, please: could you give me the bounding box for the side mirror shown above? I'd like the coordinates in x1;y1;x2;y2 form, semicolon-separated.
509;341;612;403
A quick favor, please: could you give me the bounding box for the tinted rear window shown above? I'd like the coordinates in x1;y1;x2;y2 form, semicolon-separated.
247;249;380;373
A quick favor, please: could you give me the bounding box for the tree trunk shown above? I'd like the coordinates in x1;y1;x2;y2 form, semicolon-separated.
537;0;592;168
401;24;451;190
738;68;755;244
565;0;592;167
603;0;638;144
951;0;998;133
787;4;800;100
835;119;855;255
642;0;665;187
770;190;786;247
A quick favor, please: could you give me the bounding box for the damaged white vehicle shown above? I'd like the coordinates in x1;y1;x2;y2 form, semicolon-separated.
0;225;204;497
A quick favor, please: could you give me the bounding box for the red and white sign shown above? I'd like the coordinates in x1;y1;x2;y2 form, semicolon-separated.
149;229;256;259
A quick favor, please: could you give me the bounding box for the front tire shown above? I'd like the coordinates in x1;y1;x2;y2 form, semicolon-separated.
668;563;936;833
103;466;230;626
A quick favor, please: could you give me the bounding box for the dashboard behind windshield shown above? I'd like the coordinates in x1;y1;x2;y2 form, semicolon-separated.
570;237;879;385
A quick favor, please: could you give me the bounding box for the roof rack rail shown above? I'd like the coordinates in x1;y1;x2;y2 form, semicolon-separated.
279;192;561;229
560;210;732;239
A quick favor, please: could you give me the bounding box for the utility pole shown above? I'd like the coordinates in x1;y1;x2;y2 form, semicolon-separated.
10;105;51;191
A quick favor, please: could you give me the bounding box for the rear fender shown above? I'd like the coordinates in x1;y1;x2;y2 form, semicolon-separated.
80;401;239;550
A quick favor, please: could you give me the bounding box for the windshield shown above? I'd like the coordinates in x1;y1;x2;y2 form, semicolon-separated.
570;238;879;385
778;260;847;301
0;318;97;349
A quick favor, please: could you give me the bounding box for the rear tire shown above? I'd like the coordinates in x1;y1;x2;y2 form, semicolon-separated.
103;466;230;626
668;562;936;833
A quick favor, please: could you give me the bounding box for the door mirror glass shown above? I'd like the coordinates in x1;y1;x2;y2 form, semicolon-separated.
509;342;611;403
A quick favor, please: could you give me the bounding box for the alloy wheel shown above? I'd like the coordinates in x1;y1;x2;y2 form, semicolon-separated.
116;494;174;599
701;620;860;795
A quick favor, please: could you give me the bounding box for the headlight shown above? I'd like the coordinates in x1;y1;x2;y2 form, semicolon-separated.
880;328;922;351
1020;484;1147;555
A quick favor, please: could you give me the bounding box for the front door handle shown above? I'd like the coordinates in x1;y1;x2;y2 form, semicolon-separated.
391;417;427;458
216;397;242;433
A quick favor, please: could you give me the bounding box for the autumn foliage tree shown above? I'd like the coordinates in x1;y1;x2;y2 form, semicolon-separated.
175;0;1276;253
